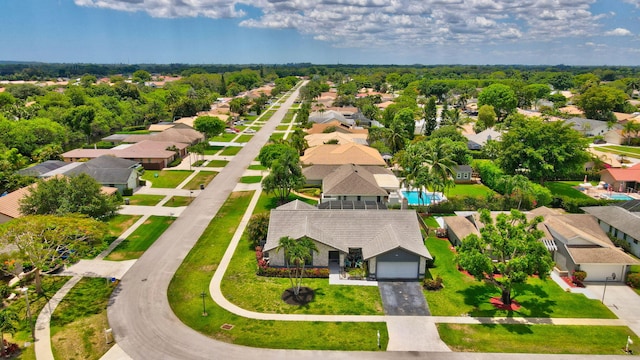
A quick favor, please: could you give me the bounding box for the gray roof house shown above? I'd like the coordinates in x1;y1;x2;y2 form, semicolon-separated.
41;156;140;194
443;207;638;282
263;201;431;280
564;117;615;137
17;160;67;177
308;110;356;127
582;206;640;259
464;128;501;150
302;164;399;205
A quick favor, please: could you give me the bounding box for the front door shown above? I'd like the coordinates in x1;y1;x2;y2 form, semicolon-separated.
328;251;340;264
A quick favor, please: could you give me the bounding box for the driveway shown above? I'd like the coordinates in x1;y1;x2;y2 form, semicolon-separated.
586;282;640;336
379;281;430;316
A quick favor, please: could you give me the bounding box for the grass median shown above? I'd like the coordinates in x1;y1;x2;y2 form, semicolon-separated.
168;191;388;351
106;216;175;260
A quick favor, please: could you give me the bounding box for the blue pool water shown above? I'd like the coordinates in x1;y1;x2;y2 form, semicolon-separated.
602;194;634;201
402;191;442;205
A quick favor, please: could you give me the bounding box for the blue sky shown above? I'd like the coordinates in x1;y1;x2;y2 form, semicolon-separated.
1;0;640;65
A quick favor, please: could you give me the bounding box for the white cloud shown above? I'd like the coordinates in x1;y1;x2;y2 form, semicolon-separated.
604;28;633;36
75;0;619;53
623;0;640;7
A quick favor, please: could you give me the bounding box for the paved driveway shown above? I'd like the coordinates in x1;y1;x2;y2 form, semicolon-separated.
586;282;640;336
379;281;430;316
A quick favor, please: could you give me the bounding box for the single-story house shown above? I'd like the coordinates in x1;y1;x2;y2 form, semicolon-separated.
600;163;640;193
16;160;67;177
302;164;399;204
443;207;638;282
564;117;613;137
40;156;140;194
464;128;501;150
263;201;431;280
304;132;369;148
0;181;117;224
103;124;204;146
305;120;369;135
582;205;640;259
300;143;386;166
453;165;473;184
308;110;356;127
62;140;188;170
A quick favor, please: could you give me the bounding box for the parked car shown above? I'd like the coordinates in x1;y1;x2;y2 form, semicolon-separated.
245;128;256;134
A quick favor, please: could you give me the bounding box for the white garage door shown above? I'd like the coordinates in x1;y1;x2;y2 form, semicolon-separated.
377;261;418;279
579;264;624;282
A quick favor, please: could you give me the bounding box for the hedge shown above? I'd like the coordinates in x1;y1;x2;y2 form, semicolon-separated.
257;267;330;278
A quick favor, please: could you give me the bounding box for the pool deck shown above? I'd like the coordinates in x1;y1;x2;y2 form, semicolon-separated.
400;190;447;206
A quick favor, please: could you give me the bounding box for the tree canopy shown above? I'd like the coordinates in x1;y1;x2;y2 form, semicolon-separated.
497;116;589;184
457;209;553;305
478;84;517;121
575;85;628;121
193;115;225;140
20;174;120;219
261;150;305;203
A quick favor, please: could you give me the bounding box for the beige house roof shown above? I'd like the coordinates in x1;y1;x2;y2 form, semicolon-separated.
570;247;639;265
63;140;187;160
305;132;368;147
305;120;369;135
300;143;386;166
148;124;175;132
443;216;480;240
123;126;204;145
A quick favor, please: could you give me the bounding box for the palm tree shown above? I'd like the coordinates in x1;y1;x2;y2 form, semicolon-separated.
289;129;309;156
425;139;457;203
0;308;18;356
622;121;640;145
499;175;532;210
277;236;318;298
442;108;468;131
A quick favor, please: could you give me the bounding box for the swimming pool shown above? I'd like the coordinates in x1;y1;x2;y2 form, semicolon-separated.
602;193;635;201
402;191;442;206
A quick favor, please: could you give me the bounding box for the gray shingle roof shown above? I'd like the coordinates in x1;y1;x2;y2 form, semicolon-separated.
17;160;67;177
43;155;138;184
264;207;430;260
323;164;388;196
582;206;640;240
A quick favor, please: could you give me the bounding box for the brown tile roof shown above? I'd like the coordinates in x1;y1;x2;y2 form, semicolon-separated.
63;140;187;160
123;127;204;144
305;132;368;147
300;143;386;166
305;121;368;135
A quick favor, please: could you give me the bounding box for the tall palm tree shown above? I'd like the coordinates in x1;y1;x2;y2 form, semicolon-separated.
622;121;640;145
289;129;309;156
277;236;318;298
499;175;533;210
425;139;457;203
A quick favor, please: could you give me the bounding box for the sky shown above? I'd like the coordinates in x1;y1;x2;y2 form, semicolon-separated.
1;0;640;65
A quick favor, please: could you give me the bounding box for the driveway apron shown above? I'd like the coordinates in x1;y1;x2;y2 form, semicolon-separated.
379;281;430;316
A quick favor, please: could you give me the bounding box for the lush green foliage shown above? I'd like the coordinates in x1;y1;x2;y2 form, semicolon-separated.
20;173;119;219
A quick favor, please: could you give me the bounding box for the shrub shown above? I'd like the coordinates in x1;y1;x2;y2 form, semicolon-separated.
167;157;183;168
552;196;613;213
423;276;443;290
626;272;640;288
257;267;330;278
425;255;436;268
0;285;10;299
610;235;632;253
122;188;133;196
572;270;587;287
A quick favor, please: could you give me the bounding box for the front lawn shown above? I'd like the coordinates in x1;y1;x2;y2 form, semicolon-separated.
183;171;218;190
240;176;262;184
203;146;224;155
141;170;193;188
211;133;238;142
51;278;116;360
276;125;289;131
168;191;388;351
106;216;175;260
446;184;494;197
220;146;243;156
424;236;616;318
206;160;229;167
438;323;639;355
163;196;194;207
269;133;285;142
235;135;253;143
544;181;593;200
599;145;640;158
248;164;267;170
105;215;142;239
123;194;165;206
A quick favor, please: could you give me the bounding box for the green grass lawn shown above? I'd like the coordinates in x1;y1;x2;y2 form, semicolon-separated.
438;323;639;355
221;191;383;315
260;110;277;121
276;125;289;131
599;145;640;158
183;171;218;190
248;164;267;170
168;191;388;351
206;159;229;167
163;196;194;207
51;278;116;360
123;194;165;206
211;133;238;142
424;236;616;318
240;176;262;184
235;135;253;143
105;215;141;238
204;146;224;155
106;216;175;260
446;184;494;197
8;276;69;360
544;181;593;200
269;133;285;141
281;110;296;123
220;146;243;156
141;170;193;188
